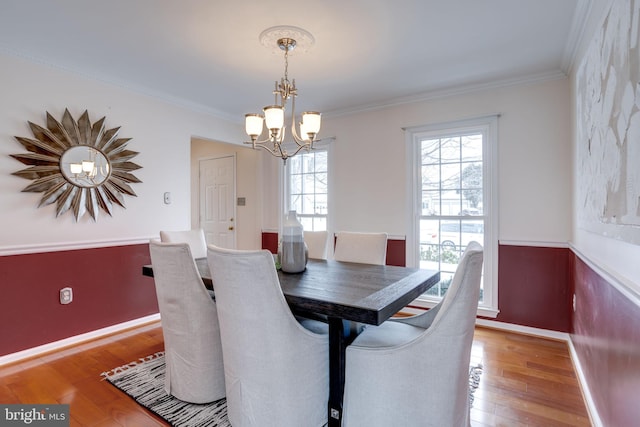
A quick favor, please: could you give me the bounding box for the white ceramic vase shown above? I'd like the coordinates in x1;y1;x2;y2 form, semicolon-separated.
279;210;307;273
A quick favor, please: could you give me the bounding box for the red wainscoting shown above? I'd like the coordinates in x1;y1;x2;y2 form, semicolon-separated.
0;244;158;357
261;232;279;254
495;244;572;332
385;239;406;267
572;254;640;426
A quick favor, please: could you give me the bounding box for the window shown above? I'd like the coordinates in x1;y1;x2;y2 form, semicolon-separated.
407;116;498;317
287;149;328;231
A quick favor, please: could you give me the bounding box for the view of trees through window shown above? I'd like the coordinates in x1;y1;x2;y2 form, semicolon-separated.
288;150;328;231
419;133;485;300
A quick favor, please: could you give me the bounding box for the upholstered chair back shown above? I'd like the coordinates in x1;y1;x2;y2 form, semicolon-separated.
159;229;207;259
148;240;225;403
333;231;388;265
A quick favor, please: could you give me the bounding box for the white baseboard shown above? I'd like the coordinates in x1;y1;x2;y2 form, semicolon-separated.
0;313;160;366
474;318;570;341
567;337;604;427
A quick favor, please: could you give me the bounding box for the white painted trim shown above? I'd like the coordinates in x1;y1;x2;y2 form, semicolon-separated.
404;115;499;313
386;234;405;241
571;243;640;308
474;318;570;341
0;236;155;256
567;337;603;427
0;314;160;366
325;70;567;118
499;240;569;248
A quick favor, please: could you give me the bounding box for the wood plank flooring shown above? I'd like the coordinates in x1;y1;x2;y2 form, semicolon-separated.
0;323;591;426
469;328;591;426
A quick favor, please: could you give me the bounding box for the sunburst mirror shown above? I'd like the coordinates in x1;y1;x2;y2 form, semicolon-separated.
10;109;142;221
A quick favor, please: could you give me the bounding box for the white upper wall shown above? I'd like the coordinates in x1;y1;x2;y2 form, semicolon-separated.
570;0;640;294
0;53;243;254
262;77;572;245
1;47;576;260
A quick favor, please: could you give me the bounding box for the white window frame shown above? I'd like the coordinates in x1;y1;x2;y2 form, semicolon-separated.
405;115;499;318
284;143;332;233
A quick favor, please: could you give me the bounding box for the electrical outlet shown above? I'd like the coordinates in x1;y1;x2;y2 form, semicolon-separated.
163;192;171;204
60;287;73;305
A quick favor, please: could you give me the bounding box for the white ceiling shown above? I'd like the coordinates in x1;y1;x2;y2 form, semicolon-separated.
0;0;586;122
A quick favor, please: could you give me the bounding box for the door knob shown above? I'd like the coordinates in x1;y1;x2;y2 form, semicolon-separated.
228;226;234;231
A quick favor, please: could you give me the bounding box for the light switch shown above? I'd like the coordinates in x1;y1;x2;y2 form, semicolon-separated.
164;192;171;204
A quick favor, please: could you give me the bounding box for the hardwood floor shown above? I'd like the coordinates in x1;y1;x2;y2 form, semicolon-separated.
0;322;591;426
469;327;591;427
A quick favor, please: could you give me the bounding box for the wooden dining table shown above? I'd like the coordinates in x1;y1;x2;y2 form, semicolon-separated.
143;257;440;427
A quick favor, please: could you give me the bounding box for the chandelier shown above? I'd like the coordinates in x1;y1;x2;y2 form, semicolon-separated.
244;26;321;163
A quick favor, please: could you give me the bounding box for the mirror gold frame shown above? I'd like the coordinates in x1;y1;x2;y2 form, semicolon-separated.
10;109;142;221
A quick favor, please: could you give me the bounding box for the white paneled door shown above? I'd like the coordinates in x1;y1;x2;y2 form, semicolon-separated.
200;156;236;249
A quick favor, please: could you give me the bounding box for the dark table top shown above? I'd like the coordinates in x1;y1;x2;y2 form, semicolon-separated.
143;258;440;326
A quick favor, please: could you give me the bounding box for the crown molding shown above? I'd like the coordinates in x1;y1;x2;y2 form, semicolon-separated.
323;70;568;118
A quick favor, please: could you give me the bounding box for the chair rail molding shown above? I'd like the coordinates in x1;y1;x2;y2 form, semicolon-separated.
0;236;156;256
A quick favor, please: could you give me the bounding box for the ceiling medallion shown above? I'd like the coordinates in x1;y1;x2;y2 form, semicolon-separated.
10;109;142;221
259;25;315;54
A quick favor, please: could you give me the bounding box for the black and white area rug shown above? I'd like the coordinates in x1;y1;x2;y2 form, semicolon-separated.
102;352;482;427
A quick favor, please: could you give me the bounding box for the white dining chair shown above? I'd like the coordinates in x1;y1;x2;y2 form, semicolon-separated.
304;230;329;260
342;241;484;427
207;245;329;427
333;231;388;265
159;229;207;259
148;240;225;403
